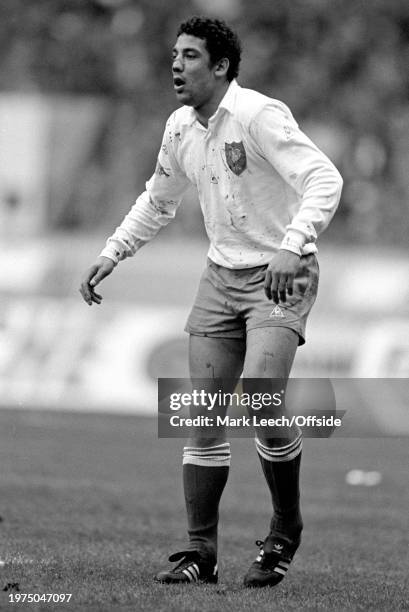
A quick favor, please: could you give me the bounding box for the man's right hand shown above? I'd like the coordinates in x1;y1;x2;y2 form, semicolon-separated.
79;256;115;305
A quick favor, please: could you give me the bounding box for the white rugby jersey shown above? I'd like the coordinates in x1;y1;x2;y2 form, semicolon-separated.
101;80;343;268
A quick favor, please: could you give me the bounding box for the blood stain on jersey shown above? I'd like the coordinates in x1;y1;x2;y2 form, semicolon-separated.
284;125;292;140
225;141;247;175
156;161;170;177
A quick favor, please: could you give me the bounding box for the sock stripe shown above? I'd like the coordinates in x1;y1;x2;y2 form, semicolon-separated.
184;454;229;459
183;443;231;467
255;434;301;453
256;434;302;453
256;445;301;462
184;454;230;461
183;443;230;452
182;450;230;454
259;439;302;457
255;435;302;463
183;458;230;466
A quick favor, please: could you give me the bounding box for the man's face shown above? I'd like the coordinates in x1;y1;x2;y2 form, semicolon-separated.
172;34;219;108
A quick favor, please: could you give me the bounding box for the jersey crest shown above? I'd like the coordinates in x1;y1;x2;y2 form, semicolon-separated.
225;141;247;175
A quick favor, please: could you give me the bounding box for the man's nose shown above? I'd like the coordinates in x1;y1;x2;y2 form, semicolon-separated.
172;57;183;72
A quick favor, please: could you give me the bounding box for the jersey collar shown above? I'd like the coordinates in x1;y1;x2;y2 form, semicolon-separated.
181;79;240;127
218;79;239;115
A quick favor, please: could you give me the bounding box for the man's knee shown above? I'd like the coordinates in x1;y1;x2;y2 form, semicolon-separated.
187;434;226;448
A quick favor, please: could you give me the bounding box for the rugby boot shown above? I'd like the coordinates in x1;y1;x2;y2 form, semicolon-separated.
154;550;218;584
243;533;300;588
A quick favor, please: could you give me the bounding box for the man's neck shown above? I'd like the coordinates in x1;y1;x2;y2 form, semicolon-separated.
194;81;230;128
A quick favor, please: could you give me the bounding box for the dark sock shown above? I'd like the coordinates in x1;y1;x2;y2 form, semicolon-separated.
183;443;230;560
256;437;303;540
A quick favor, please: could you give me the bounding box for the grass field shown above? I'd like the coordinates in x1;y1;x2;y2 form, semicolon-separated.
0;409;408;612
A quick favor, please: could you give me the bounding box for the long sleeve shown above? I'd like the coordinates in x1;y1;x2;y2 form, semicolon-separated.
100;116;191;264
249;102;343;255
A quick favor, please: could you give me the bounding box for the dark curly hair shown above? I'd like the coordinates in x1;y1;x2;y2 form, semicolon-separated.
177;16;241;82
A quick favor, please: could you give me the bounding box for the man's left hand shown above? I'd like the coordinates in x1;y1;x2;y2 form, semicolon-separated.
264;249;301;303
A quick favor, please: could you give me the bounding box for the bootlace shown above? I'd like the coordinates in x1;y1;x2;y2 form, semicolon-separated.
173;552;200;572
254;538;287;570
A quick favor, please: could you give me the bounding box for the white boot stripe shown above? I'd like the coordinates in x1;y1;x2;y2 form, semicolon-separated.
182;568;194;581
186;565;196;580
273;567;287;576
188;566;199;581
185;567;198;581
192;563;200;577
186;565;197;580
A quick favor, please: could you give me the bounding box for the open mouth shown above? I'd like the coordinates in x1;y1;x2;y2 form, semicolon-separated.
173;77;185;91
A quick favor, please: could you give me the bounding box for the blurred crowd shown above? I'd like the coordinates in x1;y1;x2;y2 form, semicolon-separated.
1;0;408;245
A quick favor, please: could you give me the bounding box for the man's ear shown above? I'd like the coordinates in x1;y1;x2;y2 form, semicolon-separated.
214;57;229;78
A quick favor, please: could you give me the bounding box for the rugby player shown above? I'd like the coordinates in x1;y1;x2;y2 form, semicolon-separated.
80;16;343;588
